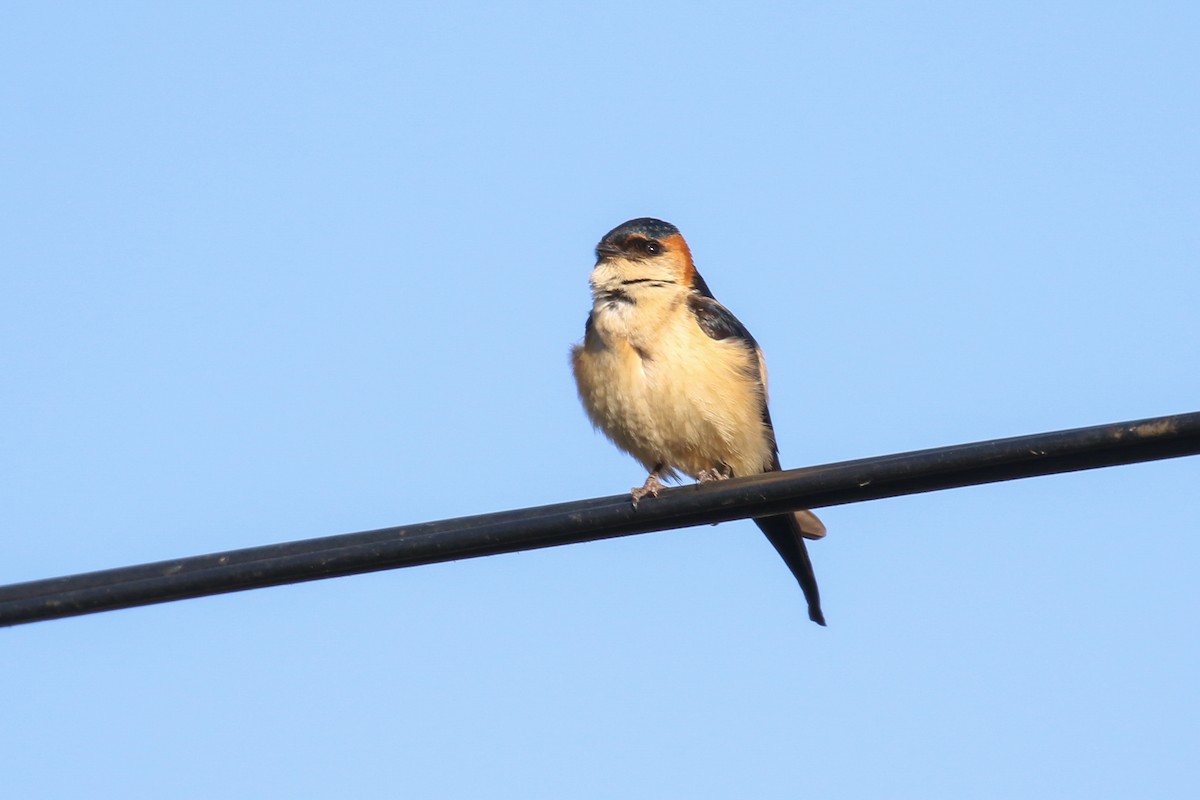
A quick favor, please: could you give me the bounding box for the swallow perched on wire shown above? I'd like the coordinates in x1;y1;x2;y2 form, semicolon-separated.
571;217;827;625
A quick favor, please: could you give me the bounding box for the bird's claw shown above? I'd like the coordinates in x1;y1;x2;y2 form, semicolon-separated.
697;464;733;484
631;473;664;508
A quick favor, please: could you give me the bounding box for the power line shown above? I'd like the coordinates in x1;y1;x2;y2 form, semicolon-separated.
2;411;1198;627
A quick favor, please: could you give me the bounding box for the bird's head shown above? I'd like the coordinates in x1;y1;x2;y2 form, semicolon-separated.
590;217;707;297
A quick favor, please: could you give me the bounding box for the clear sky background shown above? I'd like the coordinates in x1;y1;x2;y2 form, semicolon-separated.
3;2;1198;797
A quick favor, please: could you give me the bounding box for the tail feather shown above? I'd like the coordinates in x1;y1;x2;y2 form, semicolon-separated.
754;513;826;626
792;509;826;540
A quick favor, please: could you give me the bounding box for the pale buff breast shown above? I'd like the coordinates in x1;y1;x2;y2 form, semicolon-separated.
572;303;775;480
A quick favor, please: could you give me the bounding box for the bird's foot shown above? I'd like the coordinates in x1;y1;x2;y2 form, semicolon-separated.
697;464;733;483
631;472;665;508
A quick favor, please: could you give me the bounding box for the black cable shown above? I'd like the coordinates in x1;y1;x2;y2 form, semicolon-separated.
2;411;1198;627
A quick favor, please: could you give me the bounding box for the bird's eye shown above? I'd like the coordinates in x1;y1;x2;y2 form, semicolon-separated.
643;241;662;255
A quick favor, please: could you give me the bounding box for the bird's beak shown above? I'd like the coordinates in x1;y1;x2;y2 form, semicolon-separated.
595;243;621;262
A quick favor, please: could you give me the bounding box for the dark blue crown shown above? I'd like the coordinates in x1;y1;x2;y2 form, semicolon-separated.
599;217;679;243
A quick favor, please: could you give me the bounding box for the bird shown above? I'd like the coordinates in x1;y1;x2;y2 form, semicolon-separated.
571;217;827;625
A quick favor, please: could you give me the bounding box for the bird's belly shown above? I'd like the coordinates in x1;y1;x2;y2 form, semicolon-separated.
573;334;771;480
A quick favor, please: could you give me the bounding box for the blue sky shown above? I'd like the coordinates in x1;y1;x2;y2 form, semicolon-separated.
2;2;1198;797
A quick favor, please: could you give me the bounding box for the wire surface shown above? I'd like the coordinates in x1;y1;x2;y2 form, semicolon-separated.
3;411;1198;627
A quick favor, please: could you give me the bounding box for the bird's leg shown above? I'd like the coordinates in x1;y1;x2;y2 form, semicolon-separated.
697;463;733;483
631;466;665;507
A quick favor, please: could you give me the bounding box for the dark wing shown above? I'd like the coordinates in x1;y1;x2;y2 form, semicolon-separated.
691;270;717;300
582;310;596;346
688;291;827;625
687;292;778;457
687;291;759;348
